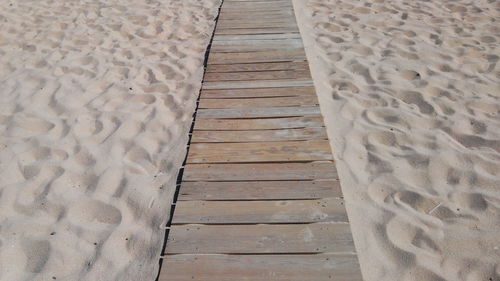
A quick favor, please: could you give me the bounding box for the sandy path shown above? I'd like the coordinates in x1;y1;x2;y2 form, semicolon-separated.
293;0;500;280
0;0;221;280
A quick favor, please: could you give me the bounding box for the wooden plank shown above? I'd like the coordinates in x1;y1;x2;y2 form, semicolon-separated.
211;44;303;53
159;254;362;281
196;106;319;118
191;127;327;143
198;96;317;108
178;180;342;200
187;140;332;163
202;80;313;89
206;61;309;73
213;33;302;41
208;49;305;64
204;70;310;81
218;13;293;21
166;223;355;254
200;87;314;99
193;116;324;130
216;22;297;30
172;198;348;224
215;28;300;35
183;162;338;181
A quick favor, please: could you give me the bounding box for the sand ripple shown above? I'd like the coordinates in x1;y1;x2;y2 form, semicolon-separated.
0;0;221;280
294;0;500;280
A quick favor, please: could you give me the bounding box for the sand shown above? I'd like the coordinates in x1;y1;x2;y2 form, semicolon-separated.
0;0;221;280
293;0;500;280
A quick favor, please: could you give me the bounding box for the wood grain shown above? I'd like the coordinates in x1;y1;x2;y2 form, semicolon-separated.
178;180;342;200
172;198;348;224
159;254;363;281
183;162;338;181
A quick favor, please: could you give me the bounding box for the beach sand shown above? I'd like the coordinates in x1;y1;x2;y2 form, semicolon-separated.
0;0;220;280
293;0;500;280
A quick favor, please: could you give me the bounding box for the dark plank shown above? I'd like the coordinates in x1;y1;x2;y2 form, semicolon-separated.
198;96;317;108
183;162;338;181
178;180;342;200
196;106;320;118
206;61;309;73
187;140;332;163
194;116;324;130
166;223;355;254
172;198;348;224
191;127;327;143
159;254;363;281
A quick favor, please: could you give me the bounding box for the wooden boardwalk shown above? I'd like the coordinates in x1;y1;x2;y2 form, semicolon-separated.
158;0;362;280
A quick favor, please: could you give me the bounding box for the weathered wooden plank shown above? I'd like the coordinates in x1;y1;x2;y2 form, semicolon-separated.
218;13;293;21
211;44;303;53
178;180;341;200
216;21;297;30
215;28;300;35
200;87;314;99
196;106;319;118
183;162;338;181
159;254;362;281
204;70;310;81
213;33;302;41
172;198;348;224
198;96;317;109
193;116;324;130
191;127;327;143
166;223;355;254
206;61;309;73
208;49;305;64
187;140;332;163
202;79;313;89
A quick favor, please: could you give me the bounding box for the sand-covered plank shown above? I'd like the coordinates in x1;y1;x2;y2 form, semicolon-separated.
178;180;341;200
187;140;332;163
191;127;327;143
166;223;355;254
160;254;362;281
172;198;348;224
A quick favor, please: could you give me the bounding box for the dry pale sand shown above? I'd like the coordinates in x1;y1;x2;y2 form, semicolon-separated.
293;0;500;280
0;0;221;280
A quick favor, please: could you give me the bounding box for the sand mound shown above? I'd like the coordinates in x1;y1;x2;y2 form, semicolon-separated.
0;0;221;280
293;0;500;280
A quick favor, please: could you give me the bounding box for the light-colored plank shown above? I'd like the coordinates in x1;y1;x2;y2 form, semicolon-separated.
159;254;362;281
166;223;355;254
199;96;317;109
206;61;309;73
187;140;332;163
172;198;348;224
211;44;303;53
215;28;299;35
178;180;342;200
204;70;310;81
183;162;338;181
202;79;313;89
208;49;305;64
196;106;319;118
213;33;302;41
200;86;314;98
216;21;297;29
191;127;326;143
194;116;324;130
